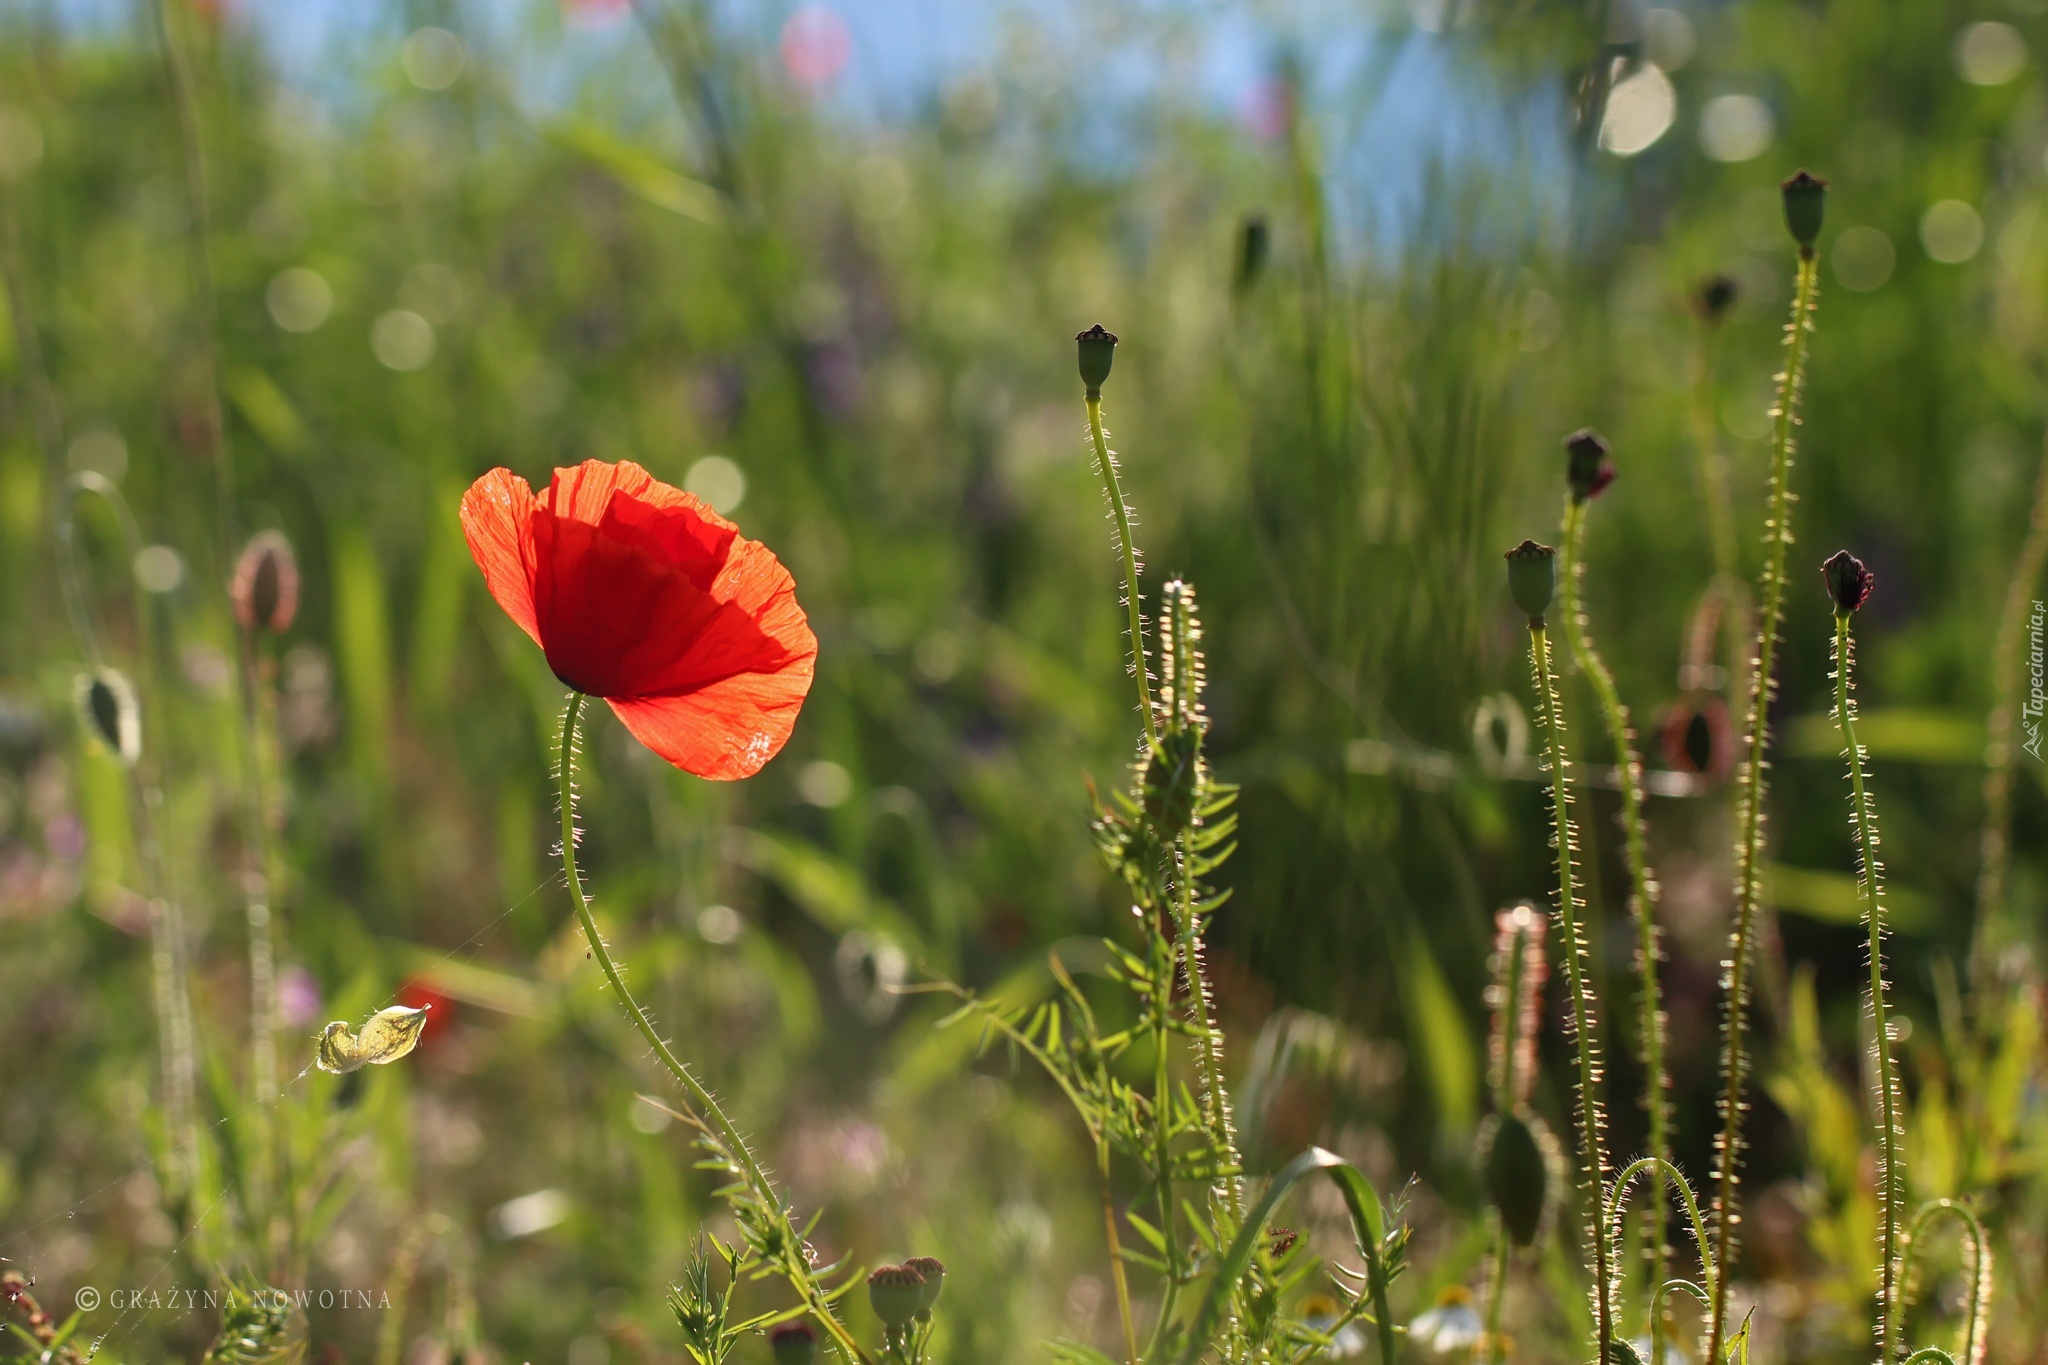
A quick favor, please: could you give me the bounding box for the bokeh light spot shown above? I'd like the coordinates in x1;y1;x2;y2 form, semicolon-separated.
68;428;129;483
1954;22;2027;85
1699;95;1773;163
133;545;185;595
780;7;851;94
267;267;334;333
1599;65;1676;157
401;27;468;91
684;454;746;514
372;309;436;371
1920;200;1984;263
1832;226;1896;291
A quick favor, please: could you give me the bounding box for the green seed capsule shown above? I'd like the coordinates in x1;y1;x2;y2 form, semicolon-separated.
1483;1111;1556;1248
1503;540;1557;624
867;1264;926;1330
905;1256;945;1318
1781;169;1827;252
1076;324;1118;398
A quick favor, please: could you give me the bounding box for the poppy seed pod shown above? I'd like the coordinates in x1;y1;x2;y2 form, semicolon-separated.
75;667;141;768
1503;541;1557;624
1481;1110;1557;1248
231;529;300;636
1076;324;1117;398
1781;170;1827;253
904;1256;946;1318
1821;550;1875;617
1563;428;1616;503
769;1322;818;1365
867;1264;926;1330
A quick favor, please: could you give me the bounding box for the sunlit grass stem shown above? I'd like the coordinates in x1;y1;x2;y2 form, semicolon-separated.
1832;614;1903;1361
556;694;875;1365
1527;620;1614;1365
1708;246;1819;1365
1087;396;1156;748
1559;497;1669;1356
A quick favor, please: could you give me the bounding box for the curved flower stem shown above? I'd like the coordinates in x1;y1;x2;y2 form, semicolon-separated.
1527;621;1613;1365
1900;1200;1993;1365
1708;246;1820;1365
1086;396;1156;747
1559;498;1669;1357
555;695;874;1365
1833;616;1902;1362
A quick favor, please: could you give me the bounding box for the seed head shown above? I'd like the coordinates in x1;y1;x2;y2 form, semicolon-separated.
1563;428;1615;503
867;1264;926;1329
904;1256;946;1318
231;529;300;636
1821;550;1874;617
1781;169;1828;254
1503;540;1556;624
1693;273;1738;325
1076;324;1117;398
769;1322;819;1365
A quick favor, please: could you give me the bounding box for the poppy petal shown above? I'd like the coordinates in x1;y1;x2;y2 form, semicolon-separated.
607;654;815;780
460;469;542;646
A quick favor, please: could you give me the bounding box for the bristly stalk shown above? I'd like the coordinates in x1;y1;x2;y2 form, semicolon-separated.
1526;618;1615;1365
1087;395;1157;748
555;695;874;1365
1709;227;1821;1365
1559;493;1670;1358
1826;566;1902;1362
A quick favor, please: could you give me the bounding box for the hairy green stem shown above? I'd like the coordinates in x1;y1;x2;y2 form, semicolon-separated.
1833;616;1902;1360
1172;836;1244;1224
1528;621;1613;1364
1708;247;1819;1365
1560;499;1669;1357
1097;1134;1140;1365
555;695;873;1365
1086;396;1156;746
1900;1200;1993;1365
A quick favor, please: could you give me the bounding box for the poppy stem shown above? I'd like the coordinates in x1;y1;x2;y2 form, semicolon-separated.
1086;395;1157;746
1559;496;1669;1360
1833;616;1903;1362
1709;245;1820;1365
555;694;874;1365
1526;620;1614;1365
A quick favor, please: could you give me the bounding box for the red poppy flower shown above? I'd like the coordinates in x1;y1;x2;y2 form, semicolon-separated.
461;459;816;779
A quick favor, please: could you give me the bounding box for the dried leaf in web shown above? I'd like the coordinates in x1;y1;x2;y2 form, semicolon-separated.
315;1005;430;1074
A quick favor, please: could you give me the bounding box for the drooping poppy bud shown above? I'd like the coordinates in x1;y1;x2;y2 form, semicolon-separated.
1781;170;1827;253
231;529;300;636
1693;273;1738;325
867;1264;926;1330
1660;694;1734;783
1076;324;1117;398
1563;428;1616;503
75;667;141;767
1503;540;1557;624
1822;550;1874;617
904;1256;946;1318
1481;1110;1557;1247
769;1321;819;1365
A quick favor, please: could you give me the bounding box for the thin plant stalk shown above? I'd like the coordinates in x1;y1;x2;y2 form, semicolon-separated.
236;626;287;1267
1559;498;1669;1357
1087;396;1156;747
1096;1132;1140;1365
1687;315;1742;585
554;694;874;1365
1527;620;1614;1365
1973;446;2048;964
1708;246;1820;1365
1832;613;1903;1360
1172;837;1244;1223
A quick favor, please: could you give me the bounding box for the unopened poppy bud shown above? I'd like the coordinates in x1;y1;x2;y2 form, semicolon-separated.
867;1264;925;1330
1076;324;1117;398
1563;428;1615;503
75;667;141;767
1503;541;1556;624
904;1256;946;1318
1481;1110;1557;1248
1693;273;1738;325
231;529;300;636
1781;170;1827;253
1821;549;1874;617
769;1321;819;1365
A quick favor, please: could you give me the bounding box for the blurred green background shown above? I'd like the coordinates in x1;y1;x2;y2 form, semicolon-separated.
1;0;2044;1360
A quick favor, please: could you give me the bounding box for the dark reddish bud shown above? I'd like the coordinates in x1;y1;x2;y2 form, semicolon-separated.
1076;324;1117;398
1781;170;1827;253
1563;428;1615;503
769;1321;819;1365
1266;1227;1299;1258
1693;273;1738;324
1821;550;1875;617
231;530;300;635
